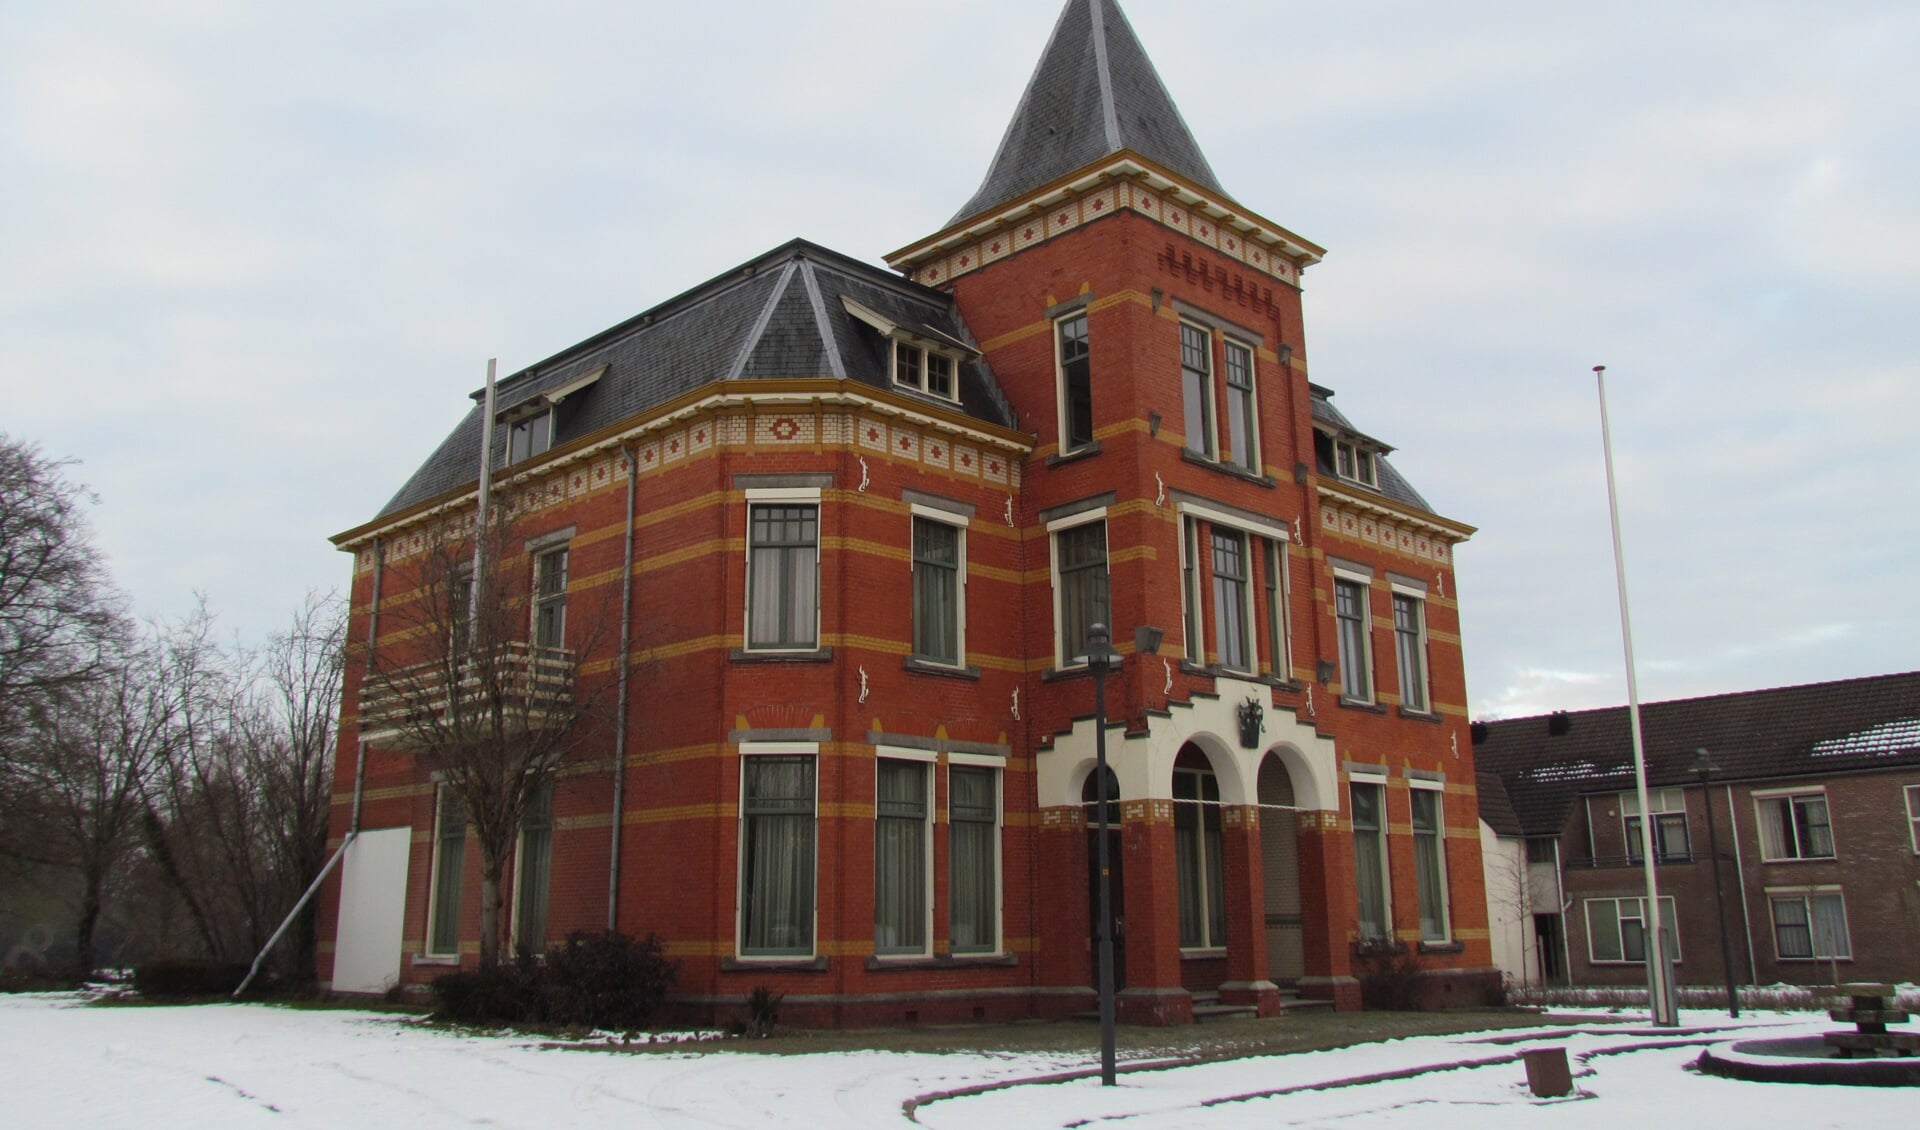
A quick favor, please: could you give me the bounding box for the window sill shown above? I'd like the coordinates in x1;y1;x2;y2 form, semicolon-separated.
1417;940;1464;955
903;658;981;680
721;955;829;973
1396;707;1444;724
1263;677;1303;692
1179;948;1228;961
1040;665;1091;683
864;953;1017;972
1179;447;1276;487
1352;938;1407;958
1339;697;1387;714
1046;440;1102;468
411;953;460;967
730;646;834;664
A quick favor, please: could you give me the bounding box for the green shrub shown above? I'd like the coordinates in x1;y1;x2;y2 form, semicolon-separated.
541;931;679;1030
132;960;251;999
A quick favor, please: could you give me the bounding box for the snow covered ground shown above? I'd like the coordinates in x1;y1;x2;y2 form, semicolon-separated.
2;992;1908;1128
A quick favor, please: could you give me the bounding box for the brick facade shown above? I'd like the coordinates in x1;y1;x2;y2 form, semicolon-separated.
317;0;1497;1025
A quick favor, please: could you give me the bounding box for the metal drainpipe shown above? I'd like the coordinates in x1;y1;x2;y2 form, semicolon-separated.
608;445;637;932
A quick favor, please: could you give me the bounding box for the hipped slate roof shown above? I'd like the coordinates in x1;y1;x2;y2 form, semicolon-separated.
375;240;1015;519
949;0;1228;226
1310;386;1433;513
1473;671;1920;838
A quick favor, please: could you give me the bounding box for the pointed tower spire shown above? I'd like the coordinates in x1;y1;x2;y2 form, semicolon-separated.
949;0;1227;226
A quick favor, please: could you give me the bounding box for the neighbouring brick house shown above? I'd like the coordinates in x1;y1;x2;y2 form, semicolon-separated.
1474;671;1920;991
318;0;1496;1025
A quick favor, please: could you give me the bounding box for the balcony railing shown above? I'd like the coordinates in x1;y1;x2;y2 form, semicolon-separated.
359;642;575;748
1565;851;1699;869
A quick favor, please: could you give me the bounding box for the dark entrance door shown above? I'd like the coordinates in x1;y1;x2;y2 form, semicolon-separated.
1083;769;1125;989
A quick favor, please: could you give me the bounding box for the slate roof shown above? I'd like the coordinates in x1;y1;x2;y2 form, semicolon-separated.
1310;385;1433;513
949;0;1228;227
1475;771;1526;838
1473;671;1920;838
373;240;1016;520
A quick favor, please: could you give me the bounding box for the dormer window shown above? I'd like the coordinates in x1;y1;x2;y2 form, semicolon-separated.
1335;439;1378;487
892;341;956;400
508;410;552;464
843;295;972;406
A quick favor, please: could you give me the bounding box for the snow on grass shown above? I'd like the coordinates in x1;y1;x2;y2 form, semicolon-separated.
2;993;1912;1128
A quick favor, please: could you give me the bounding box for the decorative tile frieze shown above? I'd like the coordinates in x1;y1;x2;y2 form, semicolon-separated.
1320;504;1455;565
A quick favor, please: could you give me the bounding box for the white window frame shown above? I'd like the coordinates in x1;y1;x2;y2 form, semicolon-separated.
506;409;553;465
1174;501;1290;674
424;782;466;958
1390;581;1429;713
532;543;569;652
1179;320;1218;460
1753;788;1836;862
1409;778;1451;943
509;776;555;957
1583;895;1680;965
890;340;959;403
743;487;822;653
1047;509;1109;669
1349;770;1392;942
1263;536;1291;681
1907;784;1920;854
1221;337;1261;473
1054;310;1093;455
1621;786;1691;863
736;742;820;960
947;753;1005;956
1334;438;1378;487
1766;886;1851;961
908;504;968;669
874;750;935;959
1174;765;1226;951
1208;527;1254;674
1332;566;1375;704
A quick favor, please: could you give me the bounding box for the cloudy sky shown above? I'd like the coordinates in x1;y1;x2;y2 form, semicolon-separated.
5;0;1915;719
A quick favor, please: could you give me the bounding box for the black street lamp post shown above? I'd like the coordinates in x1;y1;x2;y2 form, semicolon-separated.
1087;623;1118;1086
1694;747;1739;1018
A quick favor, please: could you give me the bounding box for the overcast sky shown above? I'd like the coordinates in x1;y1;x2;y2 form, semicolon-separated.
5;0;1915;719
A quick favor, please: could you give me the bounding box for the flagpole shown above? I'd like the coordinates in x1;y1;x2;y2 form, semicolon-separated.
1595;364;1676;1027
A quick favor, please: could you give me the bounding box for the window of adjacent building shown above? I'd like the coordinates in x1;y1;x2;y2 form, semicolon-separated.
1180;322;1216;459
533;546;568;651
427;785;466;957
949;764;1000;954
513;778;553;956
1623;787;1691;863
1907;785;1920;854
911;515;963;666
507;410;552;465
1756;791;1835;861
1057;312;1092;454
746;503;819;650
1769;888;1850;960
1334;576;1373;702
1174;767;1226;950
1585;896;1679;964
1051;517;1109;667
1393;591;1429;712
1410;785;1450;942
1210;529;1252;673
1222;340;1258;473
875;759;930;957
739;753;817;957
1351;779;1390;941
892;341;956;401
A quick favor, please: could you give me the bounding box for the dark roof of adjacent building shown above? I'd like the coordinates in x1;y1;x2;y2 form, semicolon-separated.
1475;771;1526;838
1310;385;1433;513
1473;671;1920;837
375;240;1016;519
948;0;1228;227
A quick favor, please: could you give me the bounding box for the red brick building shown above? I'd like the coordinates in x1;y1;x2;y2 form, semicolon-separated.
1474;672;1920;991
318;0;1494;1024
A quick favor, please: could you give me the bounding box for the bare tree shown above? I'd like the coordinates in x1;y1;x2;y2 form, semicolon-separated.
2;640;170;974
360;490;619;969
0;436;122;733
